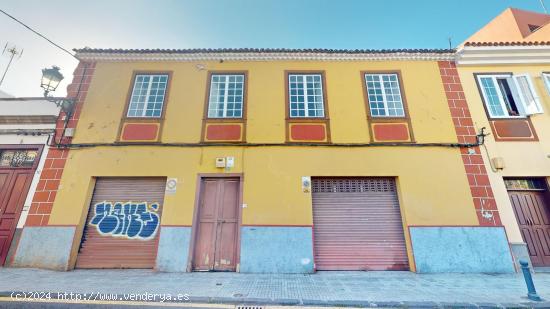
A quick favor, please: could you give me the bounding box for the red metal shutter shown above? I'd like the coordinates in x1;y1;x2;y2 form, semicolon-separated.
76;177;166;269
312;178;409;271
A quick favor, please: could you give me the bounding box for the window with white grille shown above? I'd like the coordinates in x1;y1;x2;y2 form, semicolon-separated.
365;73;405;117
288;74;325;118
207;74;244;118
127;74;168;118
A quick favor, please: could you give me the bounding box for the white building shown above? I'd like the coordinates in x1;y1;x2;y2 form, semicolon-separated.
0;90;60;266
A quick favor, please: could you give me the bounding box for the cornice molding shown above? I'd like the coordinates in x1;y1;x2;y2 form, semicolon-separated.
75;51;455;62
456;45;550;65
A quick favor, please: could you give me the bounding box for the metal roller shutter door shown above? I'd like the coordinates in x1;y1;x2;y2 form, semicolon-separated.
76;177;166;269
312;178;409;271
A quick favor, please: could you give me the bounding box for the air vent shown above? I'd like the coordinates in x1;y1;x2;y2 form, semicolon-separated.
528;24;541;32
312;177;396;193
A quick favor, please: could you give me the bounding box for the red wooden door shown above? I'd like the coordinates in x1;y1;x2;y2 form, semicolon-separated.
193;178;239;271
0;170;33;265
509;190;550;266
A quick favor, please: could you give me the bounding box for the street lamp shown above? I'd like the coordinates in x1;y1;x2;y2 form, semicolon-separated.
40;65;74;114
40;66;64;96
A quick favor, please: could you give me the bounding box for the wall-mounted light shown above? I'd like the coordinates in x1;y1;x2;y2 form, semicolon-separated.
41;66;63;96
40;65;74;114
476;127;487;145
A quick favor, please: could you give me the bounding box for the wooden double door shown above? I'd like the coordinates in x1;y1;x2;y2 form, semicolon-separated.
508;184;550;267
0;170;34;265
192;177;240;271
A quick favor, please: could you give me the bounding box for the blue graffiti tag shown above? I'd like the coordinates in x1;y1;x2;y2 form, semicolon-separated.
89;201;160;240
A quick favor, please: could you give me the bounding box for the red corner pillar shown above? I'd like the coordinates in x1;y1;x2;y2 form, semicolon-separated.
438;61;501;226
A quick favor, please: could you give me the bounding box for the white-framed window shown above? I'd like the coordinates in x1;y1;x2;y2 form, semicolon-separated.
543;73;550;95
127;74;168;118
288;74;325;118
364;73;405;117
477;74;543;118
207;74;245;118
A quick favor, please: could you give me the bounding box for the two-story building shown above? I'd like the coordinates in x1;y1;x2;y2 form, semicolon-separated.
10;48;515;273
0;90;60;267
456;8;550;270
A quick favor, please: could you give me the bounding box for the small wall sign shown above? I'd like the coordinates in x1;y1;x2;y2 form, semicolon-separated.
302;176;311;193
165;178;178;195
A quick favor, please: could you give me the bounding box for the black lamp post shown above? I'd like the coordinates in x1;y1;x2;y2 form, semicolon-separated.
40;65;75;114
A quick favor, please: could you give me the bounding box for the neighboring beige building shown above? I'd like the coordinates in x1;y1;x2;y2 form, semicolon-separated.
457;8;550;269
0;90;60;266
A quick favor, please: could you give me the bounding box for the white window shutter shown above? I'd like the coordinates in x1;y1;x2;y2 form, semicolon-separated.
543;73;550;96
506;76;527;116
513;74;543;115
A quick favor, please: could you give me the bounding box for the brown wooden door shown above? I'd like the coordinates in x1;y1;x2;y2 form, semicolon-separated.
312;178;409;271
0;170;33;265
508;190;550;266
193;178;239;271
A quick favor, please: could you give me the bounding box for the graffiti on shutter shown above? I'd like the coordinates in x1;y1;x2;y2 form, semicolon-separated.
89;201;160;239
76;177;166;269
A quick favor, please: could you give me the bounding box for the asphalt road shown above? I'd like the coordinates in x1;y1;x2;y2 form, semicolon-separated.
0;299;235;309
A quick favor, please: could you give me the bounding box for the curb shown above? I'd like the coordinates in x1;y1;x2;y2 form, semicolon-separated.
1;291;549;308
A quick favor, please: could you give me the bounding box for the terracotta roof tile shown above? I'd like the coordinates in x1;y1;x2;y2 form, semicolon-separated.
73;47;455;54
464;41;550;46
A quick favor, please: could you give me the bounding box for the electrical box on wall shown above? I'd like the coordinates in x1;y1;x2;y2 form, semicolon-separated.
226;157;235;168
491;157;505;170
64;128;75;137
215;157;226;168
302;176;311;193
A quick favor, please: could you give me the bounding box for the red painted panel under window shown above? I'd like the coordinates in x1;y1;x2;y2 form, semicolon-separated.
373;123;409;141
492;120;533;138
121;123;159;141
290;124;326;141
206;124;241;140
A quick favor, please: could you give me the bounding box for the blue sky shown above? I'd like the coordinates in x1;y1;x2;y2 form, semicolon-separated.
0;0;547;97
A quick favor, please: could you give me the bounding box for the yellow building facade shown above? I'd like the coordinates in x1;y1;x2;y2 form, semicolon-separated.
11;49;514;273
456;8;550;269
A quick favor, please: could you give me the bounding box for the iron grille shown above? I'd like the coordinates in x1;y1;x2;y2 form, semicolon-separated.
312;177;396;193
0;149;38;168
504;179;547;191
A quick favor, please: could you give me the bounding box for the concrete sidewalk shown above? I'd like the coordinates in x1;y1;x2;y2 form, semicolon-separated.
0;268;549;308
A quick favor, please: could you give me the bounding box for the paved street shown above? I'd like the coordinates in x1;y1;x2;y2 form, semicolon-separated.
0;268;549;308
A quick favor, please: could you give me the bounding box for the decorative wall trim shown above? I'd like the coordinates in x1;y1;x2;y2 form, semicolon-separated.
456;45;550;65
490;119;539;141
0;115;58;124
438;61;502;226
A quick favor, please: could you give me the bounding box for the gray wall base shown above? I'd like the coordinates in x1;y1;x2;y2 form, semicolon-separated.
410;226;515;273
11;226;76;271
155;226;191;272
